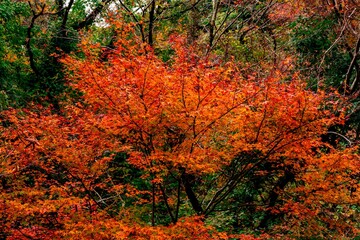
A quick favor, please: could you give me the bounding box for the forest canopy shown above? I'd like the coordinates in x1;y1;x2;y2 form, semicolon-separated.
0;0;359;239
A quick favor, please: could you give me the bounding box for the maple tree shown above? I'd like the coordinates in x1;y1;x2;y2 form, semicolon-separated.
1;17;359;239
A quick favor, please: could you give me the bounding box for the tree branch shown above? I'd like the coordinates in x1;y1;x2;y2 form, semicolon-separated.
74;0;113;30
118;0;146;43
346;37;360;94
181;172;203;214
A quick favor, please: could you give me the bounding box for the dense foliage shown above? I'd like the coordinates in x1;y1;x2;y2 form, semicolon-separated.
1;0;359;239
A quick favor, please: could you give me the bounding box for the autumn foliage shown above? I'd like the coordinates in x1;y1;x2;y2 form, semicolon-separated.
1;20;359;239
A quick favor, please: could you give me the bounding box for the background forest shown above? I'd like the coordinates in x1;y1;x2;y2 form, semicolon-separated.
0;0;359;239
